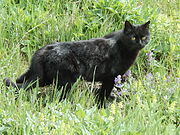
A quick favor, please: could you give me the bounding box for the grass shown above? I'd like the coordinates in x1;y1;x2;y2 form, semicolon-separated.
0;0;179;134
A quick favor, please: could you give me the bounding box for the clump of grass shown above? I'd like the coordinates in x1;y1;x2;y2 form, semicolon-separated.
0;0;179;134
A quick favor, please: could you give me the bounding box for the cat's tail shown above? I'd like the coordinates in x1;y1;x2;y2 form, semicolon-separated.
4;78;19;90
4;76;41;91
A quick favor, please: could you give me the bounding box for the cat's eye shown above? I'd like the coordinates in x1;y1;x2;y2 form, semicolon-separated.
131;37;136;40
142;37;146;40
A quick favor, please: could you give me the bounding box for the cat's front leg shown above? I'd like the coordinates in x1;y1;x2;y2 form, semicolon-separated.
97;77;114;108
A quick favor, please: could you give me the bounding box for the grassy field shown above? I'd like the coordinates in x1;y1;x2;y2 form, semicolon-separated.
0;0;179;134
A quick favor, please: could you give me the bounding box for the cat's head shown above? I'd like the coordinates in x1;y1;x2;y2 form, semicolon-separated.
122;21;150;50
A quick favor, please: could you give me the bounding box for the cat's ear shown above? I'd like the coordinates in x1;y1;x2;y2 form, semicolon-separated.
124;21;133;34
142;21;150;29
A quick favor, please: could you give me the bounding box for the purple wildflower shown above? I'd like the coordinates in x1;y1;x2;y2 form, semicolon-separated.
165;75;172;83
145;73;154;81
114;75;124;88
117;91;122;96
114;75;122;84
146;51;153;60
117;89;129;96
123;70;131;78
146;51;155;65
115;83;124;88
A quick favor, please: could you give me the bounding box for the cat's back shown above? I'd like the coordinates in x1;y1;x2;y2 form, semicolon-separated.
33;37;116;66
43;38;115;56
68;38;115;54
56;38;115;49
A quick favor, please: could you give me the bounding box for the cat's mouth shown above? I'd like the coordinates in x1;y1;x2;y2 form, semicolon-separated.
138;44;145;49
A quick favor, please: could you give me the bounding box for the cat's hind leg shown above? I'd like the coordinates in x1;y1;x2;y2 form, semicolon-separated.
58;70;78;101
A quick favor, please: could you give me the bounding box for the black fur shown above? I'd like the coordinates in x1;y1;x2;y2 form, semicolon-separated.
4;21;150;107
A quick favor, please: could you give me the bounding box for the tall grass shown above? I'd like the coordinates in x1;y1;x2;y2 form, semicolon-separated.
0;0;179;134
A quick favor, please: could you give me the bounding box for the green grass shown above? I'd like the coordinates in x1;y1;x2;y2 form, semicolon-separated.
0;0;179;134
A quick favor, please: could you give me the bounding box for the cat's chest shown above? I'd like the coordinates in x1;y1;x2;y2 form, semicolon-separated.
110;53;138;76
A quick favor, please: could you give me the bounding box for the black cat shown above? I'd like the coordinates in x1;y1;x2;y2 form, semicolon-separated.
4;21;150;107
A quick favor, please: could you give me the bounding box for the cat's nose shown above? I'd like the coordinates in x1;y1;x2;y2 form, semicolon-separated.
136;39;141;44
139;40;142;44
138;40;144;48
